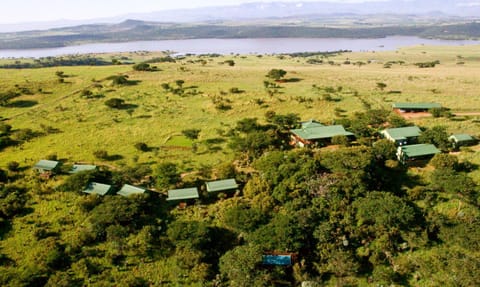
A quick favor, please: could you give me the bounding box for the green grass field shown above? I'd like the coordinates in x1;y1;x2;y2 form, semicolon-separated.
1;45;480;175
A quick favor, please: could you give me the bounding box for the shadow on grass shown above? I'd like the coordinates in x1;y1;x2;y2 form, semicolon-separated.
0;220;12;239
106;154;124;161
116;80;141;86
283;78;303;83
6;100;38;108
121;104;139;110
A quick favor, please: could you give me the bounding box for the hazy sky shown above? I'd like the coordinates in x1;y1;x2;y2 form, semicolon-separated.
0;0;385;24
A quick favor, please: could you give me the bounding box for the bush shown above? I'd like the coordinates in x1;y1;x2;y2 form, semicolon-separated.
133;62;156;71
93;150;108;160
13;128;38;141
58;170;96;193
108;75;130;85
229;87;244;94
0;123;12;136
182;129;201;140
134;142;149;152
223;60;235;66
331;135;350;146
430;153;459;171
266;69;287;81
104;98;125;109
7;161;20;172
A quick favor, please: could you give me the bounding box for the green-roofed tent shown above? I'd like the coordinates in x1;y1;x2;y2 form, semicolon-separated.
381;126;421;146
392;102;442;112
33;160;60;173
449;134;476;149
69;164;97;174
206;179;238;193
300;119;324;129
83;182;112;196
167;187;199;201
396;144;440;164
291;124;354;147
117;184;146;197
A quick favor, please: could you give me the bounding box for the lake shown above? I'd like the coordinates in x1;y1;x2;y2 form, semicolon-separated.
0;36;478;58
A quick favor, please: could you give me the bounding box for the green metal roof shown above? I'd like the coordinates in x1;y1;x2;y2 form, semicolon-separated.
382;126;421;140
117;184;146;197
69;164;97;174
392;102;442;110
167;187;199;201
34;160;60;171
400;144;440;158
83;182;112;196
291;125;354;140
300;119;324;129
449;134;474;142
206;179;238;192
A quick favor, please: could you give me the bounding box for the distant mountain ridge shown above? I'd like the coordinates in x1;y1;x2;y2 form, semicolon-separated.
0;0;478;49
127;0;478;22
0;19;479;50
0;0;478;32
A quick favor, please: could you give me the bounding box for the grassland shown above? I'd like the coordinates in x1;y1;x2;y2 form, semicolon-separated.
1;45;480;176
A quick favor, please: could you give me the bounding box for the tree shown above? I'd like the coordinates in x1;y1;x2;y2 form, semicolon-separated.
58;170;96;193
93;150;109;160
224;60;235;66
104;98;125;109
6;161;20;172
167;220;212;250
155;162;180;190
175;79;185;88
376;82;387;91
418;126;450;151
331;135;349;146
108;75;130;85
266;69;287;81
372;139;397;161
134;142;149;152
219;245;269;287
182;129;201;140
0;123;12;136
353;191;415;231
222;204;267;232
132;62;153;71
430;153;459;171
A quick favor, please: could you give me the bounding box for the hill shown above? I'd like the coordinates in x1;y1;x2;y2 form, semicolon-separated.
0;20;479;49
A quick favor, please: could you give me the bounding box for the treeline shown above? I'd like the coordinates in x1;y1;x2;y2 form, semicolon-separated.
0;55;113;69
1;22;479;49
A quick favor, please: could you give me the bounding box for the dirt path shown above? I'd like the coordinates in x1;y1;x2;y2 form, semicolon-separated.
453;112;480;116
398;112;432;119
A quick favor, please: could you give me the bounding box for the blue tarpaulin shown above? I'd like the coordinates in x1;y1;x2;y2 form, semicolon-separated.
262;255;292;266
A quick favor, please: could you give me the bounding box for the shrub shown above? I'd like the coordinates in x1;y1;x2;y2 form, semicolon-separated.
104;98;125;109
266;69;287;81
229;87;244;94
331;135;350;146
182;129;201;140
58;170;96;193
134;142;149;152
93;150;108;160
7;161;20;172
13;128;38;141
223;60;235;66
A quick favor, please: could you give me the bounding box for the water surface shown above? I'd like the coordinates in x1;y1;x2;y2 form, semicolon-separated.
0;36;478;58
